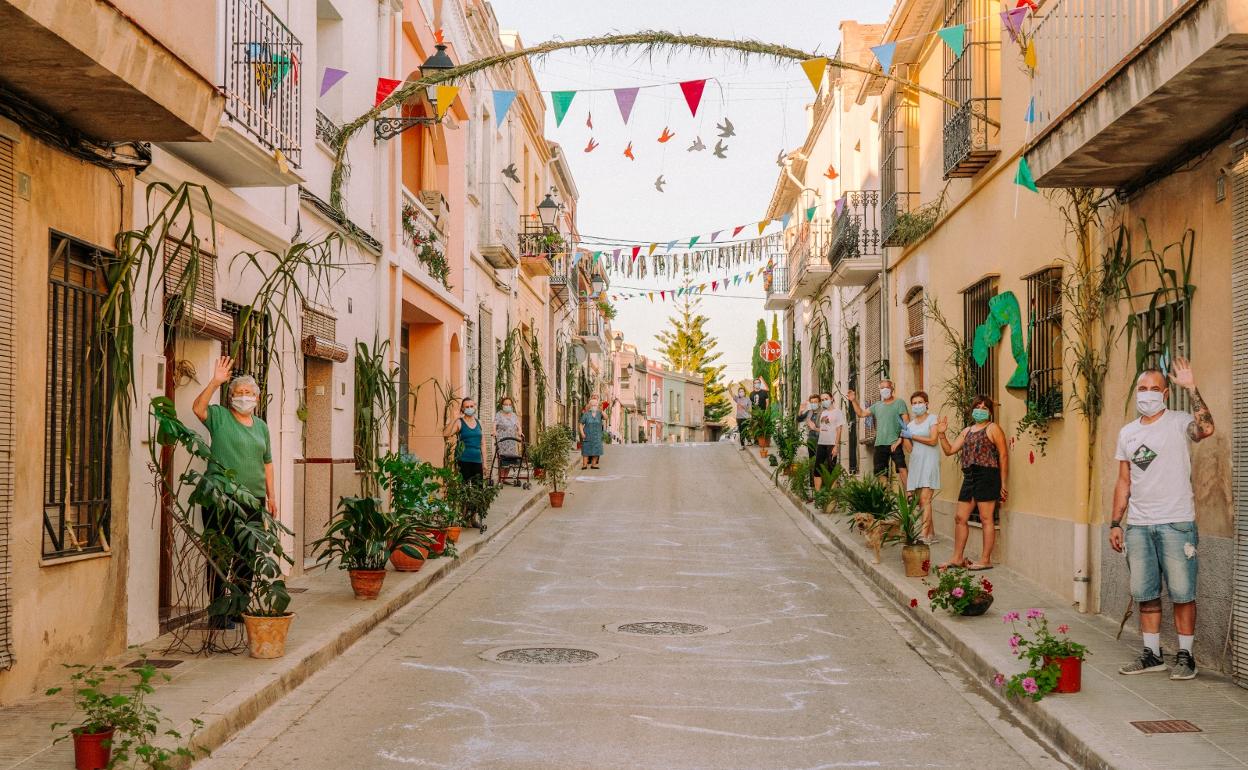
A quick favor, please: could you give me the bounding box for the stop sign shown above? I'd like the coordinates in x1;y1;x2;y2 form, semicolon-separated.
760;340;782;363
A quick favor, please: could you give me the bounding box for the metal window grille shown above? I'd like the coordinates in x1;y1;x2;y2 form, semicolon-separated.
1134;300;1191;412
962;276;998;402
44;233;114;559
942;0;1000;178
465;318;478;403
221;300;271;418
0;137;13;667
223;0;302;166
1026;267;1064;410
880;83;919;246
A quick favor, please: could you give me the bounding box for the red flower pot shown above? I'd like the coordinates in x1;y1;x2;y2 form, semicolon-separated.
417;528;447;555
1044;656;1082;694
73;727;114;770
549;491;565;508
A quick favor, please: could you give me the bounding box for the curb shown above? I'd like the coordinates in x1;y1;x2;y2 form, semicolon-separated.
741;450;1129;770
182;487;547;766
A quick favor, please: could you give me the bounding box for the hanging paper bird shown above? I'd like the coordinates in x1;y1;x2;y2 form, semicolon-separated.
501;162;519;183
584;137;599;153
824;164;838;180
716;117;735;138
687;136;706;152
657;126;675;143
654;175;666;192
712;139;728;159
776;150;787;167
586;111;593;129
623;142;635;160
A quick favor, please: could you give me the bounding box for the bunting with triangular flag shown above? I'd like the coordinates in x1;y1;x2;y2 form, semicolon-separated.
689;236;700;248
936;25;966;58
1001;7;1028;41
800;57;828;94
1015;157;1038;192
493;90;517;127
1024;39;1037;70
732;225;745;237
870;42;898;73
679;79;707;116
614;87;639;124
435;85;459;120
781;212;792;230
757;221;768;236
320;67;347;97
631;245;641;260
806;206;817;222
1024;96;1036;123
375;77;402;106
551;91;576;127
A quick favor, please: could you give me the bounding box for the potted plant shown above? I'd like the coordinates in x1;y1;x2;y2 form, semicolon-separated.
312;496;433;599
233;510;296;658
895;489;930;577
926;566;994;616
530;425;574;507
48;661;201;770
750;406;774;456
773;415;802;474
374;453;447;570
446;470;502;535
813;466;845;514
996;609;1090;698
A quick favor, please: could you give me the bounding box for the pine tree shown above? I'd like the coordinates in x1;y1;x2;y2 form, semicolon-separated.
656;296;731;423
751;318;768;382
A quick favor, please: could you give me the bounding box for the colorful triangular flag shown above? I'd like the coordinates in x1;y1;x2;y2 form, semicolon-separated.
781;212;792;230
1024;39;1037;70
870;42;898;73
320;67;347;97
1015;157;1038;192
1001;7;1028;42
1024;96;1036;123
614;87;639;124
666;239;678;252
689;236;700;248
551;91;576;127
936;25;966;59
679;79;707;117
757;221;768;235
648;243;657;256
805;205;817;222
800;57;828;93
732;225;745;237
631;245;641;260
493;90;517;127
834;198;845;217
375;77;402;106
435;85;459;120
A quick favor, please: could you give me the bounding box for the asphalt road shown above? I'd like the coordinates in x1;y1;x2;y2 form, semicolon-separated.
199;443;1068;770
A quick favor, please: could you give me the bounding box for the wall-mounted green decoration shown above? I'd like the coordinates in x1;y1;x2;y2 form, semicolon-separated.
972;291;1028;389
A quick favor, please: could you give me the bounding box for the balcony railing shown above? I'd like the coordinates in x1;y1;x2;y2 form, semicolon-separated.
578;309;601;338
224;0;302;166
401;188;449;288
764;265;788;296
881;191;918;247
941;0;999;178
1029;0;1186;138
943;100;998;178
828;190;881;268
315;110;339;146
480;182;519;269
788;218;835;287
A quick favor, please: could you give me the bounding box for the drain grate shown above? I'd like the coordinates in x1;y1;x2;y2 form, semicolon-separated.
126;659;183;669
617;621;710;636
1130;720;1202;734
495;647;599;665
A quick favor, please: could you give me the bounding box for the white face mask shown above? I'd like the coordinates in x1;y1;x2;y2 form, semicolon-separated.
880;387;893;400
501;405;513;413
1136;391;1166;417
911;403;927;416
808;402;819;410
821;399;832;409
232;395;258;415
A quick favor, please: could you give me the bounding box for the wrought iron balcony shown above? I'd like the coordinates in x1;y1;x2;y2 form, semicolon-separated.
943;100;998;178
764;265;790;311
518;215;558;277
223;0;302;166
787;218;835;299
880;191;918;248
828;190;883;287
480;182;519;269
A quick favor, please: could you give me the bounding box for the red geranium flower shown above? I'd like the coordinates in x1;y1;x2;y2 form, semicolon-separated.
927;588;936;599
910;598;919;608
922;560;931;571
982;579;994;594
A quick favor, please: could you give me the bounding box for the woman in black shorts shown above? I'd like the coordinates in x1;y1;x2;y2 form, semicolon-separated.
936;394;1008;570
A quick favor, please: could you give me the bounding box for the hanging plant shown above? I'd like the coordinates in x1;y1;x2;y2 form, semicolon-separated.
925;297;977;429
1015;387;1063;456
889;188;947;248
401;203;451;290
595;297;617;320
808;298;837;394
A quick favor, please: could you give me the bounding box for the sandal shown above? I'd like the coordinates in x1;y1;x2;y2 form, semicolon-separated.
967;563;994;571
936;560;969;571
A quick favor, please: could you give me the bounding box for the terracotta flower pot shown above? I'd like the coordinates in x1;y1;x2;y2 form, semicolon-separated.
73;727;114;770
759;448;769;458
960;593;994;616
348;569;386;600
549;491;566;508
1044;655;1083;693
445;525;462;543
417;528;447;555
389;545;427;572
901;544;931;577
242;613;294;659
758;436;770;448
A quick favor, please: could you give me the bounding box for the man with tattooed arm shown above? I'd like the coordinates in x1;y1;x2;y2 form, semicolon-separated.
1110;358;1214;680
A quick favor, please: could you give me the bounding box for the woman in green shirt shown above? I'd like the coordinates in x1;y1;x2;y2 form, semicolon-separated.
193;356;275;629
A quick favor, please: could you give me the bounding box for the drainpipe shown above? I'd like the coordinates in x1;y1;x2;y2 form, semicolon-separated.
1073;411;1093;612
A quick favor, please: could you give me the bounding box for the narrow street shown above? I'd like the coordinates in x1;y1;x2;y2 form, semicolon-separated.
201;444;1066;770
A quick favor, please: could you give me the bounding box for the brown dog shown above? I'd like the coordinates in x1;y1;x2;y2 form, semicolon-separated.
852;513;899;564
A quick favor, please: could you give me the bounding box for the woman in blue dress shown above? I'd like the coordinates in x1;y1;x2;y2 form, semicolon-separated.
579;403;605;470
443;397;484;482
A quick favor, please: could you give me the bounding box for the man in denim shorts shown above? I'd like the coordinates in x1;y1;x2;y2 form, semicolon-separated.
1110;360;1214;680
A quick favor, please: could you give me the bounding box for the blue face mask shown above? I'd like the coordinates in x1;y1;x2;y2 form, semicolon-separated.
971;408;990;423
464;407;476;417
911;403;927;416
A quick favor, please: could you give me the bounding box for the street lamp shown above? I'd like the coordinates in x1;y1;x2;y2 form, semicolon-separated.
537;193;560;230
373;43;457;141
420;44;455;108
591;273;606;296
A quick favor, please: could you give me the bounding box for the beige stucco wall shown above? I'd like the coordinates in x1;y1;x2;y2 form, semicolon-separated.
108;0;220;81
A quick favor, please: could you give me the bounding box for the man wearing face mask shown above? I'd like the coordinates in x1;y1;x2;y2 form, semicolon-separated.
193;356;275;630
733;386;751;449
1111;358;1213;681
847;379;910;486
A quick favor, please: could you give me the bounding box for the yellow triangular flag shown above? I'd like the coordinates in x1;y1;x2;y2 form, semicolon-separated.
800;57;828;94
435;85;460;119
747;273;755;283
648;243;657;256
757;220;768;235
1024;39;1037;71
274;149;289;175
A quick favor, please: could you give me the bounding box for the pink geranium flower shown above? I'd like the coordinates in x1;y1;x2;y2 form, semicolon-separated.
1022;677;1039;695
952;587;965;598
1009;634;1021;651
1003;611;1020;623
1026;608;1044;620
992;673;1006;687
1057;624;1069;634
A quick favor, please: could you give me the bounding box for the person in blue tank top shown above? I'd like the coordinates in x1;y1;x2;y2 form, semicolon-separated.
443;397;484;482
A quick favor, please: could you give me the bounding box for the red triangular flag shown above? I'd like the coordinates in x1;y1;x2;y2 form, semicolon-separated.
631;245;641;260
732;225;745;237
679;79;707;117
712;280;718;291
375;77;402;106
660;290;667;301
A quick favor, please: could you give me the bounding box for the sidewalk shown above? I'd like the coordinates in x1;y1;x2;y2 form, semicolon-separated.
0;484;544;770
743;447;1248;770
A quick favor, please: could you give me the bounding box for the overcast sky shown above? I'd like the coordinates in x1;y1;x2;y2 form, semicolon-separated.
487;0;888;381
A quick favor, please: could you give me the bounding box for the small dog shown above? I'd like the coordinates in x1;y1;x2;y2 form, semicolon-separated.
852;513;899;564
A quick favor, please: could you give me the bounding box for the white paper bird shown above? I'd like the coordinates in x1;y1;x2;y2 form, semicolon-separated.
687;136;706;152
502;162;519;183
654;175;666;192
713;139;728;159
716;117;735;138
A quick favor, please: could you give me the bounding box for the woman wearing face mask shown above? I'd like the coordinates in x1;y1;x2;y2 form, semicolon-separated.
937;395;1008;570
193;356;275;630
494;397;523;483
443;398;484;483
579;402;605;470
813;392;846;494
901;391;940;543
733;386;751;448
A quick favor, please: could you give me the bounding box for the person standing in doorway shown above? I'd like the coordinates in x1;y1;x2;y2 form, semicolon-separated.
813;392;845;495
901;391;940;543
846;380;910;486
580;402;605;470
443;398;484;483
193;356;275;630
936;395;1008;570
733;385;751;449
1111;360;1213;680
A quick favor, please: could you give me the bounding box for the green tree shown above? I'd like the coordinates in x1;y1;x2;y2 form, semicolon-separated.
656;295;731;423
751;318;768;382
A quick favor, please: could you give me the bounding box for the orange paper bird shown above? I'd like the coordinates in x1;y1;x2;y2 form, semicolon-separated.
824;165;838;180
584;137;599;153
623;142;635;160
657;126;675;143
586;112;593;129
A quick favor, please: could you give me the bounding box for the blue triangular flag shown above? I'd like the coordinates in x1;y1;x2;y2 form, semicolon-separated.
666;239;677;252
493;90;517;127
870;42;898;73
936;25;966;58
1024;96;1036;124
781;212;792;230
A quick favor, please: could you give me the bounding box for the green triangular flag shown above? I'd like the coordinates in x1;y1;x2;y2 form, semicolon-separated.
1015;157;1038;192
936;25;966;58
805;206;817;222
688;235;700;248
551;91;576;127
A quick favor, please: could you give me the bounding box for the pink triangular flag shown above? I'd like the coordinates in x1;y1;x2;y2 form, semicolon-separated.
679;79;707;117
320;67;347;97
710;230;722;243
614;87;640;124
732;225;745;237
1001;7;1028;41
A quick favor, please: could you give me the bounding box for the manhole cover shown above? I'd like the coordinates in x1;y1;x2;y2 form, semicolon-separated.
617;622;709;636
1130;719;1201;734
480;645;618;667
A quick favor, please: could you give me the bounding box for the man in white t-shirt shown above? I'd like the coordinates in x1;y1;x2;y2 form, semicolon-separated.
1111;359;1214;680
